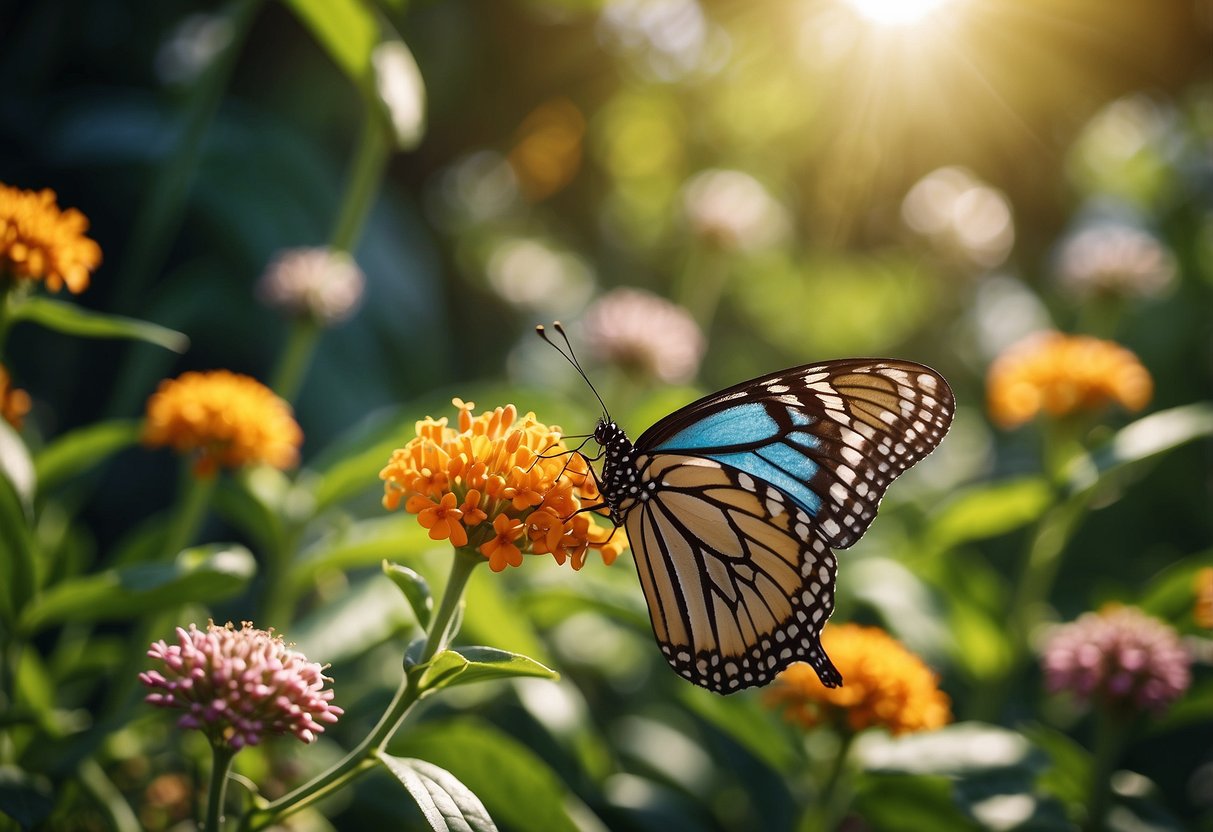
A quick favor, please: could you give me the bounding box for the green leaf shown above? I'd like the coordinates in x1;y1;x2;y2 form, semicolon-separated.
281;0;378;86
33;419;142;492
10;296;188;352
0;470;38;626
1069;403;1213;494
852;772;982;832
677;686;800;773
417;646;557;694
378;755;498;832
390;719;579;832
289;572;415;666
19;544;255;632
290;517;434;595
0;767;54;829
0;419;35;516
926;477;1052;550
1136;550;1213;621
383;561;433;628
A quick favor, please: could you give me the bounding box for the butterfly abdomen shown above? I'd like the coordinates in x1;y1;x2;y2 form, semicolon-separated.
593;419;652;526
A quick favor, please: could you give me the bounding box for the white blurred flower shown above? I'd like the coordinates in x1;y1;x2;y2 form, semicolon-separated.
372;40;426;150
256;248;365;325
902;167;1015;269
1055;225;1176;299
583;288;705;383
485;237;593;313
682;169;789;253
155;13;233;86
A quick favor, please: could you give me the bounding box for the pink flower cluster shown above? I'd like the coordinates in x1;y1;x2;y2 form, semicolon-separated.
1042;606;1191;712
140;622;343;749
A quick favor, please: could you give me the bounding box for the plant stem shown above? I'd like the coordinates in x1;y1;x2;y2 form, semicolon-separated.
161;464;217;560
1085;705;1130;831
206;744;237;832
241;549;481;830
676;245;730;332
269;319;319;404
799;730;856;832
330;110;391;255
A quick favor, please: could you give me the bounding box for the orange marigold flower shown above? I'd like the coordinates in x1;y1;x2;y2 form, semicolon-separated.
0;364;32;429
143;370;302;477
1196;568;1213;630
380;399;625;572
986;332;1152;428
0;184;101;294
765;624;951;737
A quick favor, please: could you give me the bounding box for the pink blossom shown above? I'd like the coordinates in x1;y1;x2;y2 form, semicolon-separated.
140;621;343;750
583;288;705;384
1041;606;1190;712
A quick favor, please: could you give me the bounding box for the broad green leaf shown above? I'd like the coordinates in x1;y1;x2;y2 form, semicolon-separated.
281;0;378;85
290;517;434;595
677;687;800;774
212;476;287;556
0;472;38;626
33;420;142;492
20;544;255;632
1069;403;1213;494
390;719;579;832
1136;550;1213;621
460;567;552;666
852;773;982;831
1021;723;1090;807
417;646;557;694
383;561;433;628
926;477;1052;550
0;419;35;516
378;755;498;832
10;296;188;352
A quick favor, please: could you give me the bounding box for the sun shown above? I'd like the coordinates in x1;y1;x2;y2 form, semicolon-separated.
843;0;954;26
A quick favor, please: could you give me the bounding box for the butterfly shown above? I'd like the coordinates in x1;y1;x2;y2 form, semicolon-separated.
538;324;954;695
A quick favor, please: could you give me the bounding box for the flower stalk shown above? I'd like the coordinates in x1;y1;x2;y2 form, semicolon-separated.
798;729;856;832
205;743;236;832
160;463;217;560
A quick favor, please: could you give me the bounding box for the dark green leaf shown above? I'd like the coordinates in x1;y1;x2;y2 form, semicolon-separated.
0;471;38;626
927;477;1052;550
0;420;34;516
1136;550;1213;621
677;685;800;773
852;772;981;832
383;561;433;628
1070;403;1213;494
10;296;188;352
33;420;142;492
378;755;498;832
390;719;579;832
0;767;54;828
281;0;378;85
19;544;255;632
417;646;557;694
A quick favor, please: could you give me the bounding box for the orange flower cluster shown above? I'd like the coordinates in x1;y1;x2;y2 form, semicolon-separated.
0;184;101;294
380;399;626;572
143;371;302;476
766;624;951;737
0;364;31;429
1196;568;1213;630
986;332;1152;428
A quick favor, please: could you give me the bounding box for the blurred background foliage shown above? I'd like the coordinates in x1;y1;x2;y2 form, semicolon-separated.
2;0;1213;829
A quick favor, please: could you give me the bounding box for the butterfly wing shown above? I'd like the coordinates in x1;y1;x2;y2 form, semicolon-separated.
635;359;954;549
626;451;842;694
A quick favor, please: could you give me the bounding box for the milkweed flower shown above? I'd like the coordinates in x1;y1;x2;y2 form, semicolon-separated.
380;399;626;572
986;332;1152;428
1196;568;1213;629
0;364;31;429
682;169;789;253
140;622;343;750
0;184;101;294
256;247;365;325
583;288;705;384
1042;606;1190;713
765;624;951;736
1055;225;1176;299
143;370;302;476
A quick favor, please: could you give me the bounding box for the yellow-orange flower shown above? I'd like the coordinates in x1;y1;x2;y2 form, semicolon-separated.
380;399;627;572
0;364;31;429
986;332;1152;428
765;624;951;737
0;184;101;294
1196;568;1213;630
143;370;302;477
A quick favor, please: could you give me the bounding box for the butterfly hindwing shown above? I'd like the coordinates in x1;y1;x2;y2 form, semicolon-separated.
625;451;842;694
636;359;954;549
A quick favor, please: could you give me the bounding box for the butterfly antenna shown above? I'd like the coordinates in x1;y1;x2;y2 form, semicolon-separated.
536;322;611;422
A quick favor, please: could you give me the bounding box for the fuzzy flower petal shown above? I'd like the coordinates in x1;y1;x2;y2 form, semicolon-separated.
139;621;343;750
256;247;365;325
583;288;705;384
765;624;951;737
1041;606;1190;712
0;183;102;294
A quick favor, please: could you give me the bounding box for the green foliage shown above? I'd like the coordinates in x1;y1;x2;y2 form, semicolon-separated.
378;754;499;832
9;296;188;352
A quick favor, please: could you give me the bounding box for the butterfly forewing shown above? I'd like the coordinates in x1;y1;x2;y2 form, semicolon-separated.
626;452;842;694
636;359;954;549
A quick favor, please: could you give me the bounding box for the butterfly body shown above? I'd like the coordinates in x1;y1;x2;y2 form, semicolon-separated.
587;358;954;696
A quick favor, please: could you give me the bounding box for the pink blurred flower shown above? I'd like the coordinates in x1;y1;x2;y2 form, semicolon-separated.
256;247;365;325
583;288;705;383
140;621;343;750
1055;225;1175;299
1041;606;1190;712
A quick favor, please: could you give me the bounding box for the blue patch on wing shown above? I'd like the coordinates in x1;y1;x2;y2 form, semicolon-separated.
653;403;778;451
653;403;826;517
